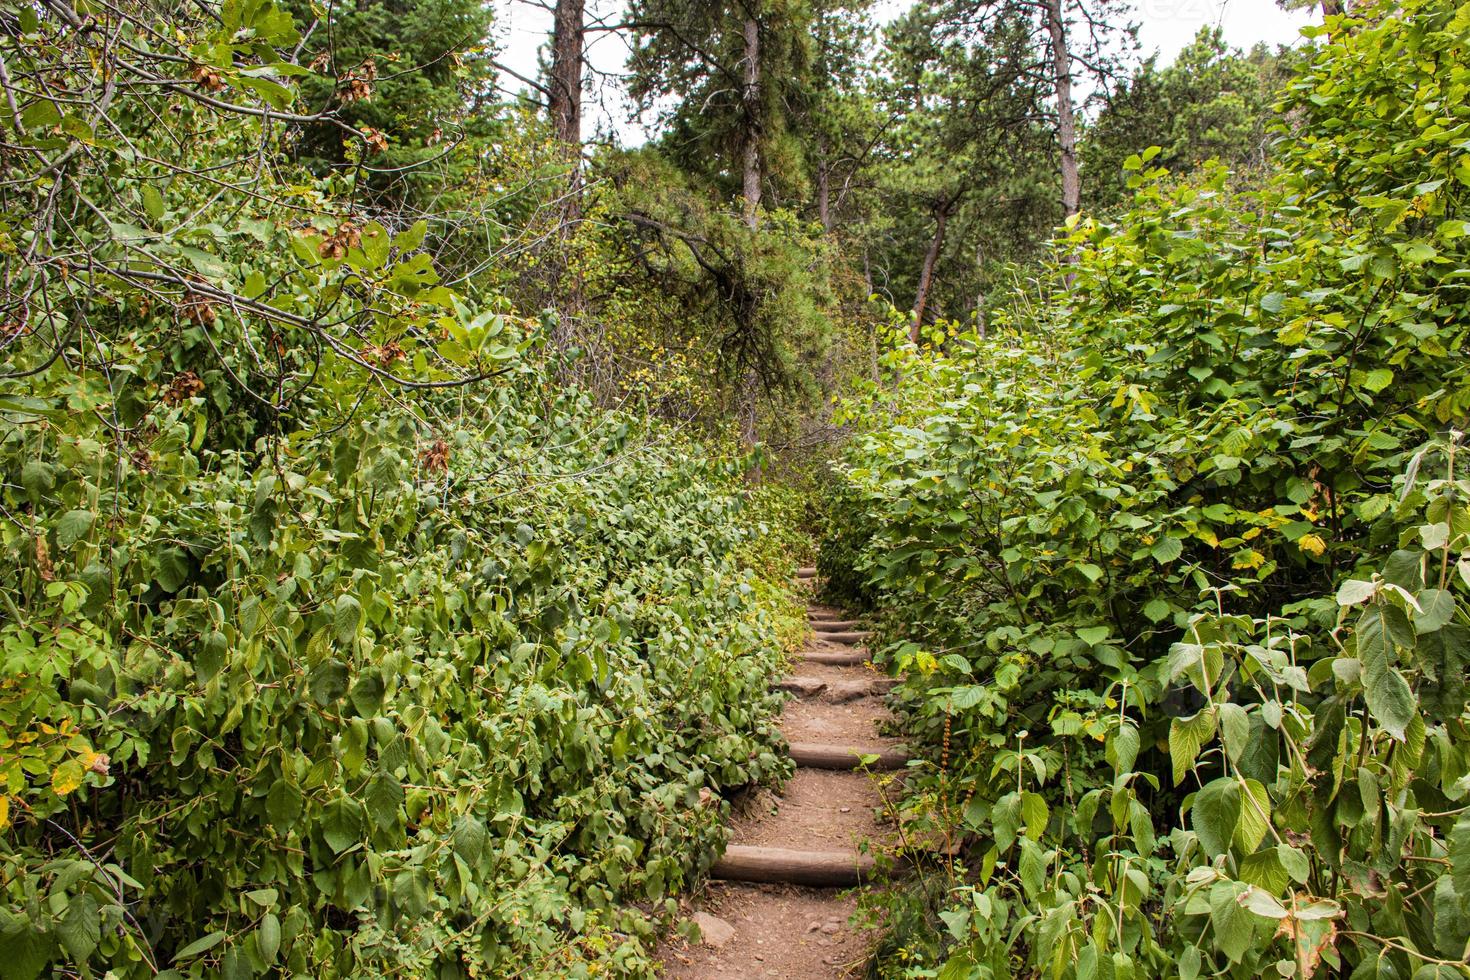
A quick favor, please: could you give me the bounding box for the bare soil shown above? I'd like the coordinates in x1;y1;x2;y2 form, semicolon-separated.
658;602;903;978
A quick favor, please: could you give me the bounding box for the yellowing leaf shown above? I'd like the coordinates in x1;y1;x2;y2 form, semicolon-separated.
1233;549;1265;570
0;795;9;829
52;759;84;797
1298;534;1326;557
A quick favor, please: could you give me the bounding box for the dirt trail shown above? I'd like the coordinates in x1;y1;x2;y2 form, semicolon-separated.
660;591;902;979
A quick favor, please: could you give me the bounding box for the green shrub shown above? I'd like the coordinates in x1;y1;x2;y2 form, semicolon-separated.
826;0;1470;974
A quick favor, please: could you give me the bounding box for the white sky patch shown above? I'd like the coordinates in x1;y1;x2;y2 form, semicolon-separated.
492;0;1319;145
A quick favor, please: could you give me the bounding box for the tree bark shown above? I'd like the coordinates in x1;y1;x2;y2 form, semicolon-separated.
550;0;584;150
816;139;831;232
1045;0;1080;220
910;201;950;344
712;845;876;887
548;0;585;344
741;16;762;229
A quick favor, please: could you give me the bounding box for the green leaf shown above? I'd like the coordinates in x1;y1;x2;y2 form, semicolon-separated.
452;815;487;865
1362;368;1394;392
1337;579;1378;606
1192;778;1240;858
1077;626;1110;646
155;546;190;593
1238;848;1289;893
20;461;55;502
350;670;385;717
1017;837;1047;900
321;797;363;854
141;184;165;222
1239;885;1288;919
57;893;100;961
256;912;281;963
1170;709;1217;784
0;916;51;980
1234;778;1271;853
1108;723;1140;775
365;770;403;830
174;930;226;961
1208;880;1256;962
266;778;302;827
1357;606;1417;739
334;594;362;646
1219;703;1250;764
1452;813;1470;915
1432;877;1466;959
1151;536;1183;564
55;509;95;549
244;889;277;908
309;660;349;705
1415;589;1456;633
1277;844;1311;884
1021;791;1049;840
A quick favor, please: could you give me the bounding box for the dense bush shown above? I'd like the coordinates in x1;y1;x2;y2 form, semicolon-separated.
0;2;797;975
2;368;795;978
824;0;1470;975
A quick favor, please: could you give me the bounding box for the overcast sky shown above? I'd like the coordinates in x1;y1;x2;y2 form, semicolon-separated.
491;0;1319;143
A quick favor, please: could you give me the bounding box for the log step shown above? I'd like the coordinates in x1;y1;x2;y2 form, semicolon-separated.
776;676;828;699
777;676;896;703
789;741;910;771
818;630;870;644
711;845;876;887
812;619;860;631
796;566;817;579
802;649;870;666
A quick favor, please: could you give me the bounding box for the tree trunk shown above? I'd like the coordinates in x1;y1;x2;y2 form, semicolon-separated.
548;0;584;345
910;203;950;344
816;140;831;232
975;241;987;339
550;0;584;150
741;16;762;229
1045;0;1080;220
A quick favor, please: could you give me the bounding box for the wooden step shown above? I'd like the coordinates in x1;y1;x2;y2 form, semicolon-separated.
789;741;910;771
818;630;870;644
712;845;876;887
778;676;896;703
811;619;860;631
802;649;870;666
795;566;818;579
776;676;828;698
808;609;846;620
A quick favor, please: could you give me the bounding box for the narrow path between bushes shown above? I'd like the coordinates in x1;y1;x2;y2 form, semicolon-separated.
659;570;905;978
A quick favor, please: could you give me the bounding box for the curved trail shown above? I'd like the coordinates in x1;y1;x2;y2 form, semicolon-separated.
661;576;903;978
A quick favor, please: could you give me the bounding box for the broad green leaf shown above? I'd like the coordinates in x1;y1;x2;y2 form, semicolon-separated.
1151;536;1183;564
365;771;404;830
334;594;363;646
1357;606;1417;739
57;893;100;961
1234;778;1271;853
453;815;487;865
1219;703;1250;764
1192;778;1240;858
1108;723;1140;775
1415;589;1456;633
55;509;95;549
266;778;302;827
1208;880;1256;962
